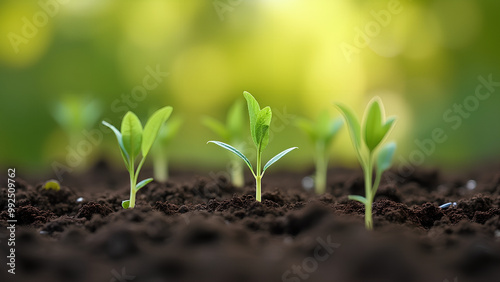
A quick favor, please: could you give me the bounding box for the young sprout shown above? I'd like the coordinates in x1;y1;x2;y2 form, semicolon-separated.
51;95;102;167
335;97;397;230
43;179;61;191
203;100;245;187
295;111;343;194
208;91;297;202
151;117;183;182
102;106;172;209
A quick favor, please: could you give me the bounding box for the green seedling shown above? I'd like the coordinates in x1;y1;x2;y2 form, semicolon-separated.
51;96;102;167
43;179;61;191
208;91;297;202
335;97;397;230
151;117;183;182
102;106;173;209
295;111;343;194
203;100;246;187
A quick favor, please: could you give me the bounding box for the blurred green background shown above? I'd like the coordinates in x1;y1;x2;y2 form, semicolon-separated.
1;0;499;177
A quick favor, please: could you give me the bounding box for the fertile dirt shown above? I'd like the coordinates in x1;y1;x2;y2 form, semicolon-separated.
1;161;500;282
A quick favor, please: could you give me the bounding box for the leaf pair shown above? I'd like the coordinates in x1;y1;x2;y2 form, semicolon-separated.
335;97;396;164
244;91;272;151
202;99;244;143
295;110;343;146
104;107;173;166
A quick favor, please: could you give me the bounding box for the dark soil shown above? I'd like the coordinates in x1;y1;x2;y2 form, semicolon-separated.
1;162;500;282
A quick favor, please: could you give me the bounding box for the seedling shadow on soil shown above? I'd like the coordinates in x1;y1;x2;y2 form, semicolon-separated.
1;162;500;282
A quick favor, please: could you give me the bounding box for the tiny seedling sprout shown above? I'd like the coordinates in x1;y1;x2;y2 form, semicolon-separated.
43;179;61;191
295;110;343;194
208;91;297;202
102;106;172;209
203;99;246;187
151;117;183;182
335;97;397;230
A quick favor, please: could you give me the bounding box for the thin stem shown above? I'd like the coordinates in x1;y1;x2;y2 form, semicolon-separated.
128;157;136;208
154;154;168;183
315;141;328;194
364;153;374;230
256;148;262;202
230;158;244;188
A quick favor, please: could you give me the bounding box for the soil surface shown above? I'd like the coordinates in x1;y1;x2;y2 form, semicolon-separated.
1;161;500;282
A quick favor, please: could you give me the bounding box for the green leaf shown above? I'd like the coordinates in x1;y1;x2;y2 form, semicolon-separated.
334;103;361;151
102;120;129;165
255;106;272;150
295;118;316;142
325;117;343;145
122;200;130;209
316;110;330;140
227;99;245;141
208;141;254;174
363;98;384;151
142;106;173;157
161;117;183;143
376;142;396;173
263;147;298;173
202;116;230;141
348;195;367;204
136;178;154;192
243;91;261;146
121;112;143;160
380;116;396;140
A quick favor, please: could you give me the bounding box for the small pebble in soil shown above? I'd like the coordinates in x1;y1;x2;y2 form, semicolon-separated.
439;202;457;209
302;176;314;190
466;180;477;190
495;230;500;238
76;197;84;203
39;230;49;235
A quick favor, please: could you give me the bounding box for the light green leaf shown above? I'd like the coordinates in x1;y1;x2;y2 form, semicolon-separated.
363;97;384;151
227;99;245;141
316;110;330;140
295;117;316;142
122;200;130;209
325;117;343;145
142;106;173;157
376;142;396;173
161;117;183;144
102;120;129;165
121;112;143;160
243;91;261;146
208;141;254;174
256;106;272;150
348;195;367;204
136;178;154;192
263;147;298;173
202;116;230;141
380;116;396;140
334;103;361;151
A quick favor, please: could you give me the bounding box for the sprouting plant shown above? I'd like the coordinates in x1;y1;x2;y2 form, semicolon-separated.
208;91;297;202
43;180;61;191
52;96;102;142
335;97;397;230
203;99;245;187
102;106;172;209
295;110;343;194
151;117;183;182
51;95;102;166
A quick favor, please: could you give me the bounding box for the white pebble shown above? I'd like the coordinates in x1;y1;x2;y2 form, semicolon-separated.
302;176;314;190
466;180;476;190
39;230;48;235
76;197;84;203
